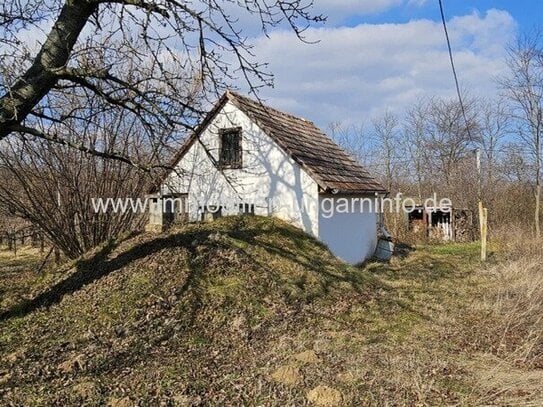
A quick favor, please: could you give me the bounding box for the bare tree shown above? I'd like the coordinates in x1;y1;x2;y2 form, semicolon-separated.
403;100;430;200
0;0;323;163
328;121;370;165
0;94;157;258
499;33;543;237
424;96;480;198
372;111;400;192
477;98;510;207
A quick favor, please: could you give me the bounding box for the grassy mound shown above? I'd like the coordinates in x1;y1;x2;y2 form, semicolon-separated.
0;216;389;405
5;217;539;405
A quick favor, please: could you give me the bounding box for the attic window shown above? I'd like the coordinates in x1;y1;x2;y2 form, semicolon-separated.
219;127;242;168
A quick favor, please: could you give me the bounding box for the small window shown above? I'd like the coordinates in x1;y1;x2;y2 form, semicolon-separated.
219;127;242;168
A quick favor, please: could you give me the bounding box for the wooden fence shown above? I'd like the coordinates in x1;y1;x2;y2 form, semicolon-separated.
0;226;45;252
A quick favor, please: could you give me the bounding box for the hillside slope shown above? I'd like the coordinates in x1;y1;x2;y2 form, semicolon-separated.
2;217;542;406
0;216;391;405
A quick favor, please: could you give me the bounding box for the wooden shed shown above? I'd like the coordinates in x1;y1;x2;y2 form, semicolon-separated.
407;204;474;242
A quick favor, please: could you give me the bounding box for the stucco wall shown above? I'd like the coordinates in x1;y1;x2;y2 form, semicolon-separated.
318;194;379;264
162;101;320;236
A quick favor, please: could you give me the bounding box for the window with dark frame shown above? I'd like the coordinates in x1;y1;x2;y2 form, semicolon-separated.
219;127;242;168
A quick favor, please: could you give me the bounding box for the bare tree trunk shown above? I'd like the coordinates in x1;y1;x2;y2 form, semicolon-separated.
373;111;399;192
54;247;61;265
499;33;543;237
535;182;541;238
0;0;96;138
532;106;541;238
535;134;541;237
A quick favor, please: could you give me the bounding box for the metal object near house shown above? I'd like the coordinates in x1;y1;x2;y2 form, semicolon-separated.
373;226;394;261
374;237;394;261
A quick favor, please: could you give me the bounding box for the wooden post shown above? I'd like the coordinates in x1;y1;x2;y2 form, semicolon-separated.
479;201;488;261
475;149;488;260
427;210;432;240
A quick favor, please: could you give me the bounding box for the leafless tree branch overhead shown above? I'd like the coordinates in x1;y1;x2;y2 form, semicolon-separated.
0;0;324;154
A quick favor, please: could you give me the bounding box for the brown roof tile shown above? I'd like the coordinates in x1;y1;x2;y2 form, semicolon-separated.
227;91;386;194
158;91;386;194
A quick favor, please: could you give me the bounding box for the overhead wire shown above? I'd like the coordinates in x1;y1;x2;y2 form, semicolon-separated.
438;0;475;143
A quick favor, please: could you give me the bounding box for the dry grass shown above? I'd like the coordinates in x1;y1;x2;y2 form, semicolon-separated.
491;223;543;259
1;218;543;405
0;247;51;311
464;243;543;405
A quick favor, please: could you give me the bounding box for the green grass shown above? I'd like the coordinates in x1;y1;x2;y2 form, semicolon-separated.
0;217;540;405
0;247;50;311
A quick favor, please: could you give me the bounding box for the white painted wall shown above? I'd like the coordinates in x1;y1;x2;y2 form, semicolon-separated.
318;194;379;264
158;102;380;264
162;101;320;236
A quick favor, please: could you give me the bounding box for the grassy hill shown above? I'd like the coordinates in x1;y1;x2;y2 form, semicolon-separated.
1;216;542;405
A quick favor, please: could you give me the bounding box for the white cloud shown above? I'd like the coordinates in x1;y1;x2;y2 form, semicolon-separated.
243;9;517;127
407;0;428;6
218;0;408;37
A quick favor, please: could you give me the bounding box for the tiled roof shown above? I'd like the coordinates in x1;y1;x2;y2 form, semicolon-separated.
160;91;386;194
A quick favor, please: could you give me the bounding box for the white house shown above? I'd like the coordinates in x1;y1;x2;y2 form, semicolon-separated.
148;91;387;264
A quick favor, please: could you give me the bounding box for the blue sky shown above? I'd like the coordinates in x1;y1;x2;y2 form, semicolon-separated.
11;0;536;130
244;1;537;128
343;1;542;28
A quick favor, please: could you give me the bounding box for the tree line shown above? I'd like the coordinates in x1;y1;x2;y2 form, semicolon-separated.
331;33;543;238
